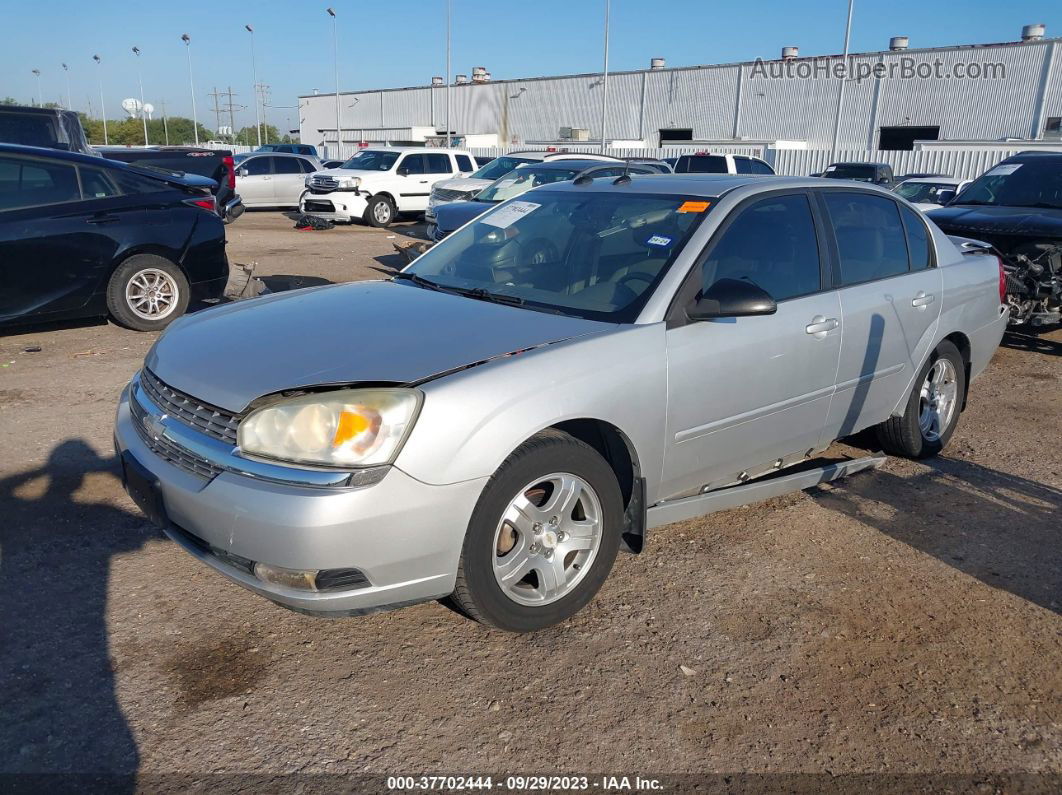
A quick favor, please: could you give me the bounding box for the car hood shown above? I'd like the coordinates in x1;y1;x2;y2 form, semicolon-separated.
927;205;1062;239
435;200;495;231
433;177;492;193
147;280;612;413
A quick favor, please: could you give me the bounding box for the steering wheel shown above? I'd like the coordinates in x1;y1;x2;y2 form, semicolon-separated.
614;271;655;290
521;238;559;266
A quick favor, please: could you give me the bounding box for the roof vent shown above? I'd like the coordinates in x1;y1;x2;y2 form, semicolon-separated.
455;74;469;84
781;46;799;60
1022;23;1046;41
471;67;491;83
650;57;666;70
889;36;909;51
431;76;444;86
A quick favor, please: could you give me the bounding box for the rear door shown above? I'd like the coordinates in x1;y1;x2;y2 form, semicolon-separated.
236;155;275;206
816;189;942;442
0;154;137;321
270;156;308;206
661;191;841;498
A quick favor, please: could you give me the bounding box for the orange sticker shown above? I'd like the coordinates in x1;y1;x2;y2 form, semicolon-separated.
678;201;711;213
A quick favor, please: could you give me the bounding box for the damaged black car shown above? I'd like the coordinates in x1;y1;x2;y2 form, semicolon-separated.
929;151;1062;328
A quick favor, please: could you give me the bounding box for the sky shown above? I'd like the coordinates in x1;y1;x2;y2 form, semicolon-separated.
1;0;1059;134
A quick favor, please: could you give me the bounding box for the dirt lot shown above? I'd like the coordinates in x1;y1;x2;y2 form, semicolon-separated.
1;212;1059;787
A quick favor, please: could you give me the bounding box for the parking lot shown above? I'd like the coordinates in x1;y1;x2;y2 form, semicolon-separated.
0;210;1059;779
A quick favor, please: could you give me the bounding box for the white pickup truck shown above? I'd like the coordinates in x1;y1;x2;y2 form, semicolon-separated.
300;147;476;227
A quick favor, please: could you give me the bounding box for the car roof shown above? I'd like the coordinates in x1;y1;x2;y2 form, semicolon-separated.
242;151;315;158
0;142;113;166
830;161;891;168
1002;150;1062;162
358;146;471;154
903;176;964;185
517;159;622;172
539;173;856;198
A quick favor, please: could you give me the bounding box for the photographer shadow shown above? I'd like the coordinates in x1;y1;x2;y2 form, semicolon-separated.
0;439;154;783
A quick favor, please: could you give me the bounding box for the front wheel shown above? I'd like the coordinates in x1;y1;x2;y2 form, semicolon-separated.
364;195;395;228
106;254;190;332
875;340;965;458
449;430;623;632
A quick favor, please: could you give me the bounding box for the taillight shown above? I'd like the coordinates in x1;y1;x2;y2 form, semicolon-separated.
184;197;216;213
998;257;1007;305
223;155;236;190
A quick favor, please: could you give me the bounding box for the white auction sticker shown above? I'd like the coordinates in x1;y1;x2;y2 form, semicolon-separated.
481;200;540;229
987;164;1022;176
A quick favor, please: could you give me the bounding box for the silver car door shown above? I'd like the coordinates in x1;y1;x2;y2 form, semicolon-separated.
271;156;309;206
661;191;841;500
236;156;274;206
816;190;939;443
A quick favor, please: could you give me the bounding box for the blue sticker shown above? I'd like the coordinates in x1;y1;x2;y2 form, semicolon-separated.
646;235;672;247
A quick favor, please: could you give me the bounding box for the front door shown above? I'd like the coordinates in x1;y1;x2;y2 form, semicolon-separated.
236;156;275;206
661;191;842;499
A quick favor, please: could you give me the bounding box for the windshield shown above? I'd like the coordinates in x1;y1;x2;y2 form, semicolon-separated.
476;166;583;202
677;156;727;174
402;191;709;322
339;150;401;171
954;160;1062;209
470;156;538;181
822;165;876;181
895;181;956;204
233;153;251;164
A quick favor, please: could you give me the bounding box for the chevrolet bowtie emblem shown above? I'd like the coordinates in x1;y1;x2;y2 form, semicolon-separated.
142;411;168;441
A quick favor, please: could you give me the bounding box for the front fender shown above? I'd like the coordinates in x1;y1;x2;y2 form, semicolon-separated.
395;324;669;502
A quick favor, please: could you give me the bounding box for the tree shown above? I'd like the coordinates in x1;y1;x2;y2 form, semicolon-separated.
234;124;281;146
79;113;212;146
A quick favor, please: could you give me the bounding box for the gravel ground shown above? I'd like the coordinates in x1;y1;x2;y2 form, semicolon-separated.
0;212;1059;787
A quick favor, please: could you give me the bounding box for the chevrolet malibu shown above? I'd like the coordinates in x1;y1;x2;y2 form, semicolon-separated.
115;175;1008;632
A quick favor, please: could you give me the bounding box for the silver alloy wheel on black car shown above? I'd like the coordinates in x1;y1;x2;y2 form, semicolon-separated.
125;268;180;322
491;472;604;606
106;254;191;332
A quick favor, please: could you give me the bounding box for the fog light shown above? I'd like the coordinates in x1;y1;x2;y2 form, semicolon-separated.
253;562;318;591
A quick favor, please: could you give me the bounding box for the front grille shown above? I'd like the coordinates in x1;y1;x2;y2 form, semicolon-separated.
303;199;336;213
170;523;255;576
308;174;340;191
432;188;469;202
140;369;240;445
130;394;224;480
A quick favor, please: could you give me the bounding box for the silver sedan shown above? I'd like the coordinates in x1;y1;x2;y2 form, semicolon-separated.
115;175;1008;631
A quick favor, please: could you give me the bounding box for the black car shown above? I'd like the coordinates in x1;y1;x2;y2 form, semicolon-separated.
928;151;1062;327
255;143;319;157
820;161;896;187
0;144;229;332
431;159;662;241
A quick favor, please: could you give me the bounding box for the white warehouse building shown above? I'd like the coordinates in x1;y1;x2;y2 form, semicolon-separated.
299;26;1061;156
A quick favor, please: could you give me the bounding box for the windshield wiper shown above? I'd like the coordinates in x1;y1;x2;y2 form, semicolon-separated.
392;272;450;292
457;287;525;306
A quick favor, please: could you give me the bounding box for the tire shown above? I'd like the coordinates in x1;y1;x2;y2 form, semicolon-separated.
364;195;395;228
106;254;190;332
449;429;624;632
875;340;965;459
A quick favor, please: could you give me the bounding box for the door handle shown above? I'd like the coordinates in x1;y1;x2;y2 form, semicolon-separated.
419;180;429;184
912;291;936;308
87;214;120;225
805;316;839;335
262;176;272;181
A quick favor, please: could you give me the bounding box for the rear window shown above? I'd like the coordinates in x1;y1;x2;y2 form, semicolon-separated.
0;112;61;149
676;155;728;174
0;156;80;210
822;164;876;181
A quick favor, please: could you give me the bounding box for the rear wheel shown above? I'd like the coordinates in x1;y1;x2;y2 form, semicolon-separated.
449;430;623;632
876;340;965;458
106;254;190;332
364;195;395;228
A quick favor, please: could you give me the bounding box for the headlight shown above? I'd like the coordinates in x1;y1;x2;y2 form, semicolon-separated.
336;176;361;190
237;389;421;468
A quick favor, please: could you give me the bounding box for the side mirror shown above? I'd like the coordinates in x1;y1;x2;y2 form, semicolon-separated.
238;167;249;177
686;278;777;321
936;189;956;206
397;166;410;177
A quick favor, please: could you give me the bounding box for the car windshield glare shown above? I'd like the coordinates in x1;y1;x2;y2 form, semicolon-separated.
404;191;709;321
476;167;582;202
340;150;400;171
471;156;537;181
955;160;1062;208
896;182;952;203
824;165;876;181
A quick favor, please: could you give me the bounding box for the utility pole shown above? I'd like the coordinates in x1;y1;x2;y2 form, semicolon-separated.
32;69;42;107
132;46;148;145
327;8;340;158
61;63;72;110
181;34;200;145
93;55;108;144
255;83;272;143
599;0;611;153
830;0;855;160
227;85;238;144
161;99;170;145
446;0;452;147
245;25;262;146
210;85;222;135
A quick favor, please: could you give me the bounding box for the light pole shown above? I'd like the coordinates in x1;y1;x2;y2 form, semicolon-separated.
132;46;149;144
181;34;199;145
830;0;855;160
599;0;611;153
446;0;452;147
327;8;341;158
31;69;42;107
61;63;72;110
245;24;262;147
93;55;108;144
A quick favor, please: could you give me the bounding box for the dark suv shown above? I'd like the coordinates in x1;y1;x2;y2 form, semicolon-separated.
0;104;96;156
819;162;896;187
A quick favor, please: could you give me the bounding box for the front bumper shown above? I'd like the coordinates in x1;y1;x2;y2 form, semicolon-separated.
114;380;486;616
298;190;367;223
